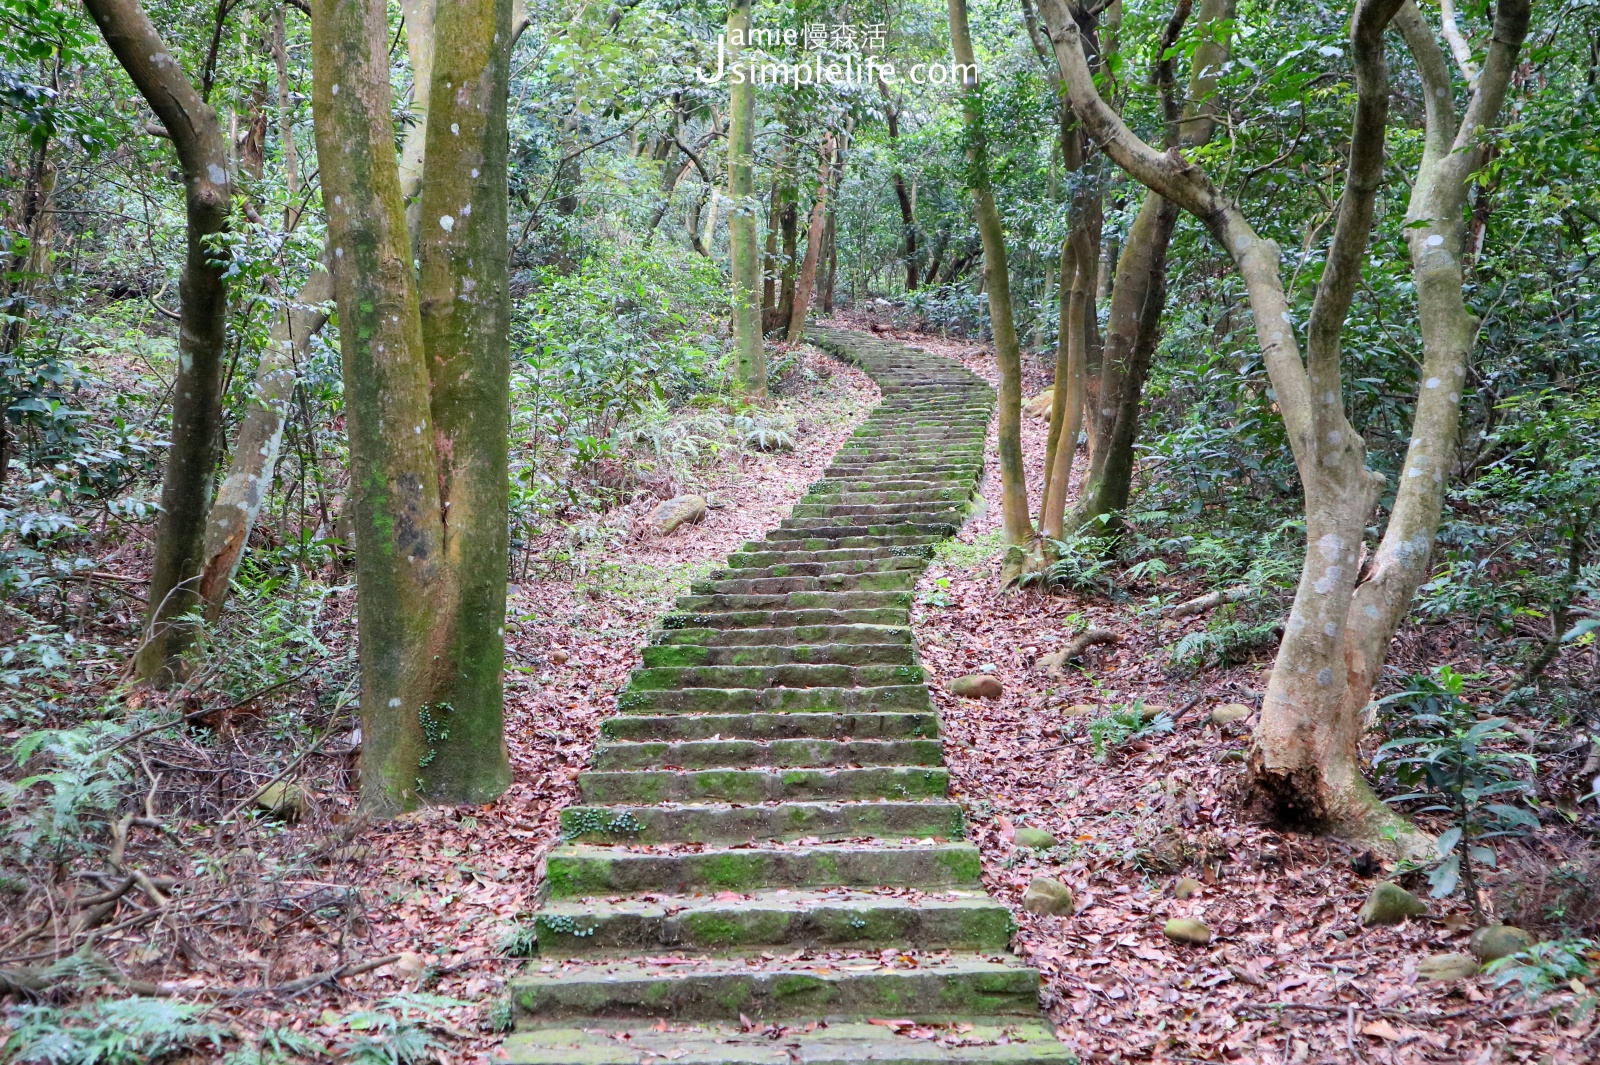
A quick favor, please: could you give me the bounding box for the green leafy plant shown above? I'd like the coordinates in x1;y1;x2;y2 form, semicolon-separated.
1087;699;1173;762
3;997;230;1064
1373;668;1540;918
1484;938;1597;1008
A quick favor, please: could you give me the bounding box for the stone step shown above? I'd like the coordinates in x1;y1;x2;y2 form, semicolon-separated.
591;737;943;770
652;624;912;648
508;955;1042;1022
788;503;965;522
802;489;971;506
641;642;916;668
576;765;949;804
767;522;957;540
599;710;939;742
661;608;911;631
614;685;931;715
557;799;965;843
503;1019;1073;1064
711;557;925;580
673;590;913;614
625;663;924;692
756;533;945;552
533;889;1013;955
543;840;982;897
689;571;919;596
730;545;933;567
810;479;968;494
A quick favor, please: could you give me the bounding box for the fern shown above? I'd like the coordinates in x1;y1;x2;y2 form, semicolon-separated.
4;997;230;1064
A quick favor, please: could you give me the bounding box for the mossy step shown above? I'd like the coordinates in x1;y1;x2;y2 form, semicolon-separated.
544;840;981;898
614;684;931;715
673;589;913;614
653;624;913;648
810;479;969;494
802;489;971;506
640;643;916;668
503;1019;1072;1064
660;607;911;630
599;710;939;743
711;557;925;580
768;522;958;539
689;571;919;596
730;545;934;566
557;799;965;843
591;737;943;770
625;663;925;692
577;765;949;804
534;889;1014;955
508;955;1042;1022
788;504;965;523
755;533;945;552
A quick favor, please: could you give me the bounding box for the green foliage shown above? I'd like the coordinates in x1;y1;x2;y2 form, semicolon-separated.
1087;699;1172;762
1484;939;1598;1008
1168;609;1283;674
1027;533;1118;596
3;997;230;1064
1373;669;1540;904
2;722;127;865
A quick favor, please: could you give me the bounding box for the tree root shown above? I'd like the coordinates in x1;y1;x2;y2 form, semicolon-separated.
1165;585;1251;618
1039;628;1119;672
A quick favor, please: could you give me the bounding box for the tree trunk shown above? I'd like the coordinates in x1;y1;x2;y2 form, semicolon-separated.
821;207;837;313
0;134;56;486
762;178;779;323
273;4;299;227
725;0;764;395
786;132;835;344
197;266;332;618
311;0;513;813
949;0;1031;547
775;162;799;333
86;0;233;686
922;228;949;287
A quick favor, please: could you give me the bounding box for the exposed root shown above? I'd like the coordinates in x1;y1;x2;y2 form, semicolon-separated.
1243;749;1434;863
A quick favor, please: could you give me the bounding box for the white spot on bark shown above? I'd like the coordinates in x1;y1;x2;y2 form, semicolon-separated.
471;168;480;178
331;83;339;95
461;204;472;217
1449;392;1460;403
1328;429;1342;445
1323;391;1338;405
1425;377;1441;389
334;195;342;206
1324;622;1339;636
1317;534;1344;560
388;697;402;707
335;247;343;258
208;163;227;185
1318;667;1335;686
1426;234;1444;246
1314;566;1343;594
439;215;455;232
1408;466;1424;477
1365;603;1379;619
451;122;460;135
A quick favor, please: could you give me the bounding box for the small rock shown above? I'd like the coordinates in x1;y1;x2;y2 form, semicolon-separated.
949;674;1003;699
1174;876;1203;900
549;649;570;665
1359;882;1427;926
1209;703;1252;726
1138;702;1171;722
327;843;372;863
1023;389;1056;420
649;494;707;535
1470;924;1535;963
1060;703;1097;718
1014;828;1058;850
1163;918;1211;945
256;781;307;820
1021;877;1075;916
394;951;426;983
1418;953;1480;981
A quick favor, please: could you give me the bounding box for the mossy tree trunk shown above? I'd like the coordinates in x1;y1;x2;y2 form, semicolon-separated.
311;0;513;814
85;0;233;685
726;0;765;395
949;0;1032;548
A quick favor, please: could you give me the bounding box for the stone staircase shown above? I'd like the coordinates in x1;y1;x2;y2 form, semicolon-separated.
504;327;1071;1063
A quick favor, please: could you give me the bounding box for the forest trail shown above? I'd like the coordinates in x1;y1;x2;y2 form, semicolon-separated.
503;327;1072;1061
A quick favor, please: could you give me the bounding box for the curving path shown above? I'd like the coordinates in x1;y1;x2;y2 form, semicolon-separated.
505;327;1070;1064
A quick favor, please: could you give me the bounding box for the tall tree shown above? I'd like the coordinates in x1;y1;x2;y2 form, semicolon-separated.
1041;0;1532;852
948;0;1031;549
311;0;513;813
725;0;765;394
84;0;232;684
